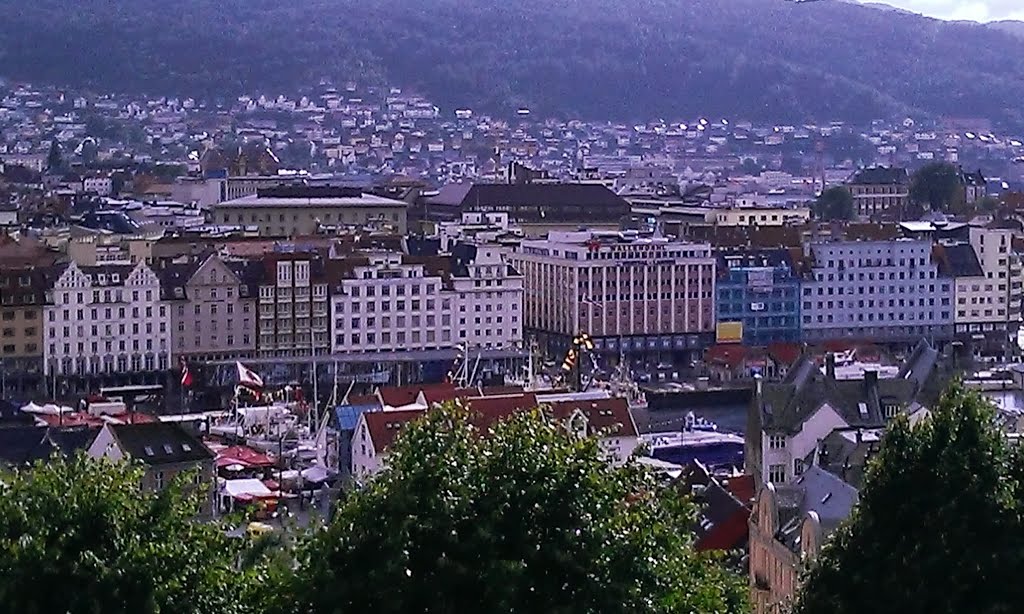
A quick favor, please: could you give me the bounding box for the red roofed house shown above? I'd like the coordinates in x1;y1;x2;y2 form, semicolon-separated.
351;394;638;479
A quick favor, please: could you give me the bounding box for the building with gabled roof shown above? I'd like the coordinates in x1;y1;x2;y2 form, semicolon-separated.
351;393;638;479
747;340;946;487
749;466;859;614
88;421;215;513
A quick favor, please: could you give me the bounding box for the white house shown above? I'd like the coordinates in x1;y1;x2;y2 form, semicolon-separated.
350;394;638;480
44;261;170;377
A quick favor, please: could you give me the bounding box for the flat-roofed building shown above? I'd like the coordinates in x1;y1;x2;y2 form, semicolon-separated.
510;230;715;364
211;186;408;237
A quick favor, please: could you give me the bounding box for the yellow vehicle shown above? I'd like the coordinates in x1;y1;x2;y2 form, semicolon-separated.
246;521;274;539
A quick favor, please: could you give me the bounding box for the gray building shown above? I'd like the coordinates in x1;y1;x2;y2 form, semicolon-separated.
801;239;954;343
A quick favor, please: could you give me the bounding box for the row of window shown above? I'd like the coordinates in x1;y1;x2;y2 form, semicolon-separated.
50;305;166;322
804;312;950;324
50;337;165;355
806;283;951;297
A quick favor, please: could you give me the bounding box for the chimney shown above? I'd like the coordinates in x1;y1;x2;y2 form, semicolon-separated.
864;369;878;390
825;353;836;380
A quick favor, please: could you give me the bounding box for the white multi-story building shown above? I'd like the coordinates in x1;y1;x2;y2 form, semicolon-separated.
947;224;1023;353
330;252;452;353
44;261;170;378
82;175;114;196
329;245;524;353
449;243;524;349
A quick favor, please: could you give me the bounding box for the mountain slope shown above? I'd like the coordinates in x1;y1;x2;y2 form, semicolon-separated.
1;0;1023;127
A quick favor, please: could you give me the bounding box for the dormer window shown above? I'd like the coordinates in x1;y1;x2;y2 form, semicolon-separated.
884;402;900;419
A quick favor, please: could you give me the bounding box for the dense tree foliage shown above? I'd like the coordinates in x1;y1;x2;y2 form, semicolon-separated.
910;162;964;213
814;186;854;221
3;0;1024;126
794;385;1024;614
279;404;747;614
0;456;260;614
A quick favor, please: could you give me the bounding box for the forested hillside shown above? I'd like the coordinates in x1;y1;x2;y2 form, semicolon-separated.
2;0;1024;126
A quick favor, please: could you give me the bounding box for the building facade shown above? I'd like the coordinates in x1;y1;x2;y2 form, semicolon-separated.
715;249;802;345
161;254;259;362
0;266;51;394
212;186;408;236
800;239;953;344
511;230;715;363
952;226;1022;353
44;261;170;387
330;245;524;354
257;254;330;357
845;166;909;218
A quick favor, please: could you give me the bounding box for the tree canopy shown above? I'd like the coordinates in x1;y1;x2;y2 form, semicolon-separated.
0;455;258;614
909;162;963;213
793;385;1024;614
814;186;854;221
281;404;747;614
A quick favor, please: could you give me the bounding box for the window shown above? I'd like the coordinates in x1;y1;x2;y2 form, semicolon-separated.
794;458;805;476
768;434;785;450
155;471;165;489
768;464;786;484
884;403;900;419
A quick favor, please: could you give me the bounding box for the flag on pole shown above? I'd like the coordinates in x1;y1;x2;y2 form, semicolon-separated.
236;361;264;389
180;357;194;388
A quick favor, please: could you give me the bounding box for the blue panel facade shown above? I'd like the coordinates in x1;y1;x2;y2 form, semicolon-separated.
715;250;802;345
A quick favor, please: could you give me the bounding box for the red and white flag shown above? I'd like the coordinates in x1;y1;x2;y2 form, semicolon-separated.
180;357;194;388
236;361;264;389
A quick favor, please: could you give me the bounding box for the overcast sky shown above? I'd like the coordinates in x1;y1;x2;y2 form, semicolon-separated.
878;0;1024;21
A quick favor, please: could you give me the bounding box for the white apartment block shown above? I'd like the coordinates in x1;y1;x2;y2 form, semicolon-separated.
82;176;114;196
330;246;524;353
951;225;1023;348
44;262;170;376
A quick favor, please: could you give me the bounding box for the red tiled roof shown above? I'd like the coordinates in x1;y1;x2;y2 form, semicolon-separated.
704;344;753;370
721;474;756;508
695;507;750;552
215;445;275;469
547;397;637;437
465;393;539;428
363;409;425;452
377;382;459;407
766;342;802;367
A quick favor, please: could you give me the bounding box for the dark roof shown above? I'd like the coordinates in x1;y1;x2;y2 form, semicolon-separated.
154;260;200;301
458;183;629;222
0;426;53;465
48;426;100;455
933;243;983;277
775;466;859;552
961;169;986;186
848;166;909;186
760;340;941;434
108;422;213;465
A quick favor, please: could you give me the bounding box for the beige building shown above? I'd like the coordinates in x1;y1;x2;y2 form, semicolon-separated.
940;224;1023;353
714;207;811;227
159;254;260;362
845;167;910;218
212;186;408;236
67;234;158;266
258;254;331;357
0;266;52;393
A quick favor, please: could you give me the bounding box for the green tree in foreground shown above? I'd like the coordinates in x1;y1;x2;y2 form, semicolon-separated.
0;456;258;614
794;385;1024;614
814;186;855;221
283;405;747;614
909;162;963;213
